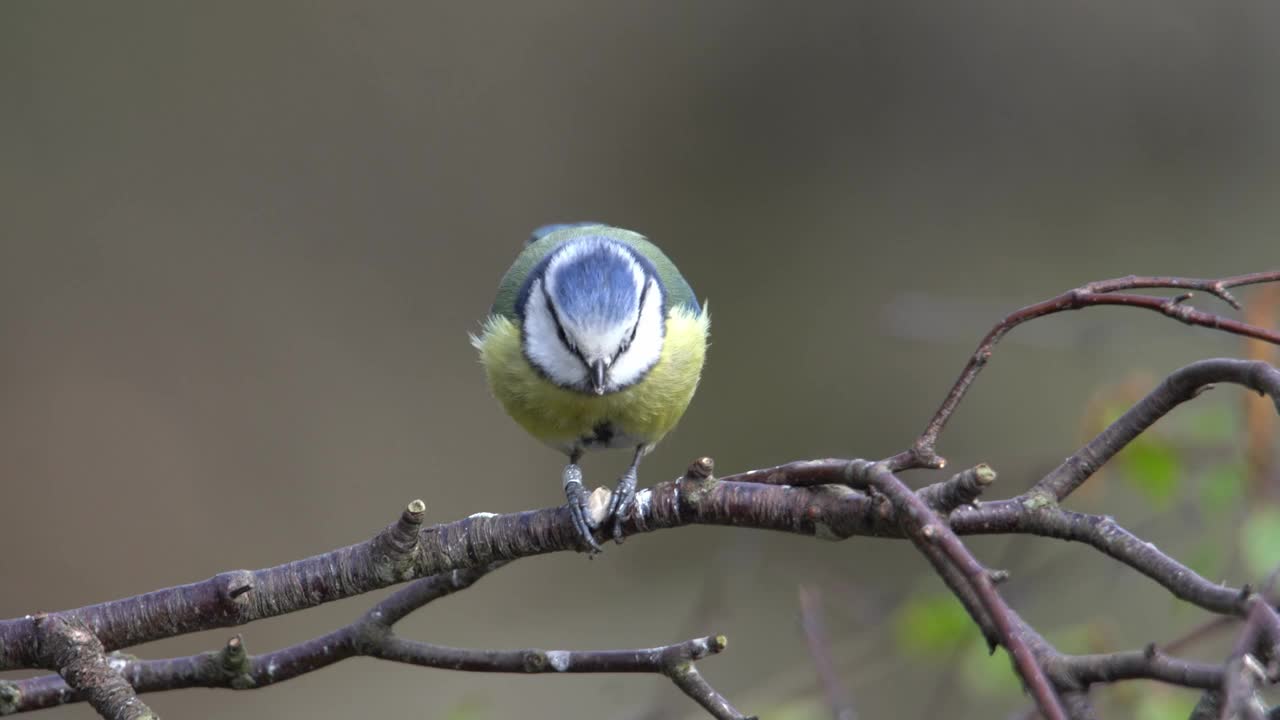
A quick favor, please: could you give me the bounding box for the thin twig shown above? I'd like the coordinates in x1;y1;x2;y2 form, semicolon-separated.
918;464;997;512
6;564;751;719
856;461;1069;720
887;270;1280;471
1062;643;1222;689
1161;564;1280;657
4;564;501;713
372;635;751;720
1032;359;1280;501
950;502;1244;615
1218;597;1280;720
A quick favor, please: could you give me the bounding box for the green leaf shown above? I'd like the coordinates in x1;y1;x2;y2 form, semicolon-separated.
1199;461;1245;515
1121;438;1181;508
1240;507;1280;578
893;593;974;656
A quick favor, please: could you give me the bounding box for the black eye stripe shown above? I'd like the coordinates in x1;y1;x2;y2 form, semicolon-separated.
541;281;588;365
613;278;650;363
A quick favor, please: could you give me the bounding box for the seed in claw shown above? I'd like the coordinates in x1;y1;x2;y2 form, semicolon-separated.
587;487;612;528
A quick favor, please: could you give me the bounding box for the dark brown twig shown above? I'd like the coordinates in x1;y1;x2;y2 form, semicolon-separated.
919;464;997;512
856;462;1068;720
1218;597;1280;720
1060;643;1222;689
5;564;750;720
4;564;500;713
887;271;1280;471
370;635;750;720
1032;359;1280;501
1161;564;1280;661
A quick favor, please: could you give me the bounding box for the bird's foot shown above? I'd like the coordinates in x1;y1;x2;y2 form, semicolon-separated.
605;466;638;543
563;463;602;554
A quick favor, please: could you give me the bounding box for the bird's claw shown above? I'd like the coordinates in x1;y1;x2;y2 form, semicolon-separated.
563;464;601;554
606;467;638;543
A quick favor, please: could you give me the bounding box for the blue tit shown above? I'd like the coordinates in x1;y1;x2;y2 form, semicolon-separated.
472;223;709;551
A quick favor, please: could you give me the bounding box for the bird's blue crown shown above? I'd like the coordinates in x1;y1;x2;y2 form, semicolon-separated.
551;243;646;328
516;236;665;325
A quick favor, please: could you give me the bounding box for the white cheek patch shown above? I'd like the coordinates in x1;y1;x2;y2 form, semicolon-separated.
522;279;587;387
607;276;665;389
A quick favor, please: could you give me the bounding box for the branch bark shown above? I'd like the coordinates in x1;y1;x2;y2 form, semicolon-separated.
4;565;750;720
888;271;1280;470
3;268;1278;719
28;615;155;720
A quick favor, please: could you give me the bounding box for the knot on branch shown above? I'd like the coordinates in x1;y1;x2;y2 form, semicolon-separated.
677;457;719;509
686;457;715;480
218;635;254;689
520;650;569;673
214;570;255;616
656;635;727;676
655;636;755;720
371;499;426;583
907;443;947;471
0;680;19;716
920;464;997;513
1020;492;1058;513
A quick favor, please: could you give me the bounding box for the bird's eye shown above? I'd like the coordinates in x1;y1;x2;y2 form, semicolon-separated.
554;324;578;354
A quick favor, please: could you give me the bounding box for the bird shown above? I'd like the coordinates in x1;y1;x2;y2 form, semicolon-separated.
472;223;709;552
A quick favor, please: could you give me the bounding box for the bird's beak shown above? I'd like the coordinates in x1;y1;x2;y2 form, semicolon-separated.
589;360;608;395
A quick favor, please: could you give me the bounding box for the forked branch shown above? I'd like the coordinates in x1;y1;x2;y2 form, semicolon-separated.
4;564;750;720
888;270;1280;470
3;270;1279;720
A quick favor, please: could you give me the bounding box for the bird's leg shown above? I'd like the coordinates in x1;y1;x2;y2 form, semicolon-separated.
605;445;645;543
563;451;601;554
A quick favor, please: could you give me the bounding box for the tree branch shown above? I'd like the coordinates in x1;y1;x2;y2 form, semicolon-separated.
2;406;1263;672
886;271;1280;470
1216;597;1280;720
3;564;499;713
919;464;997;512
2;261;1278;720
1057;644;1222;690
858;461;1068;720
28;615;155;720
5;564;750;719
1032;359;1280;501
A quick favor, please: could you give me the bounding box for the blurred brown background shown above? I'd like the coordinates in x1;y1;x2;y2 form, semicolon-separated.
3;2;1278;718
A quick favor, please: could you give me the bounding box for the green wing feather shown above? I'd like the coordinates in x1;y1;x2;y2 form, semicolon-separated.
490;225;699;320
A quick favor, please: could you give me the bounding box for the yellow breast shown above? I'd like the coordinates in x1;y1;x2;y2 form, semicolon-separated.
473;307;709;453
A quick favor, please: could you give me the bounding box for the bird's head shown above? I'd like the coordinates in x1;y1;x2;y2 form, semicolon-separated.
519;237;666;395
